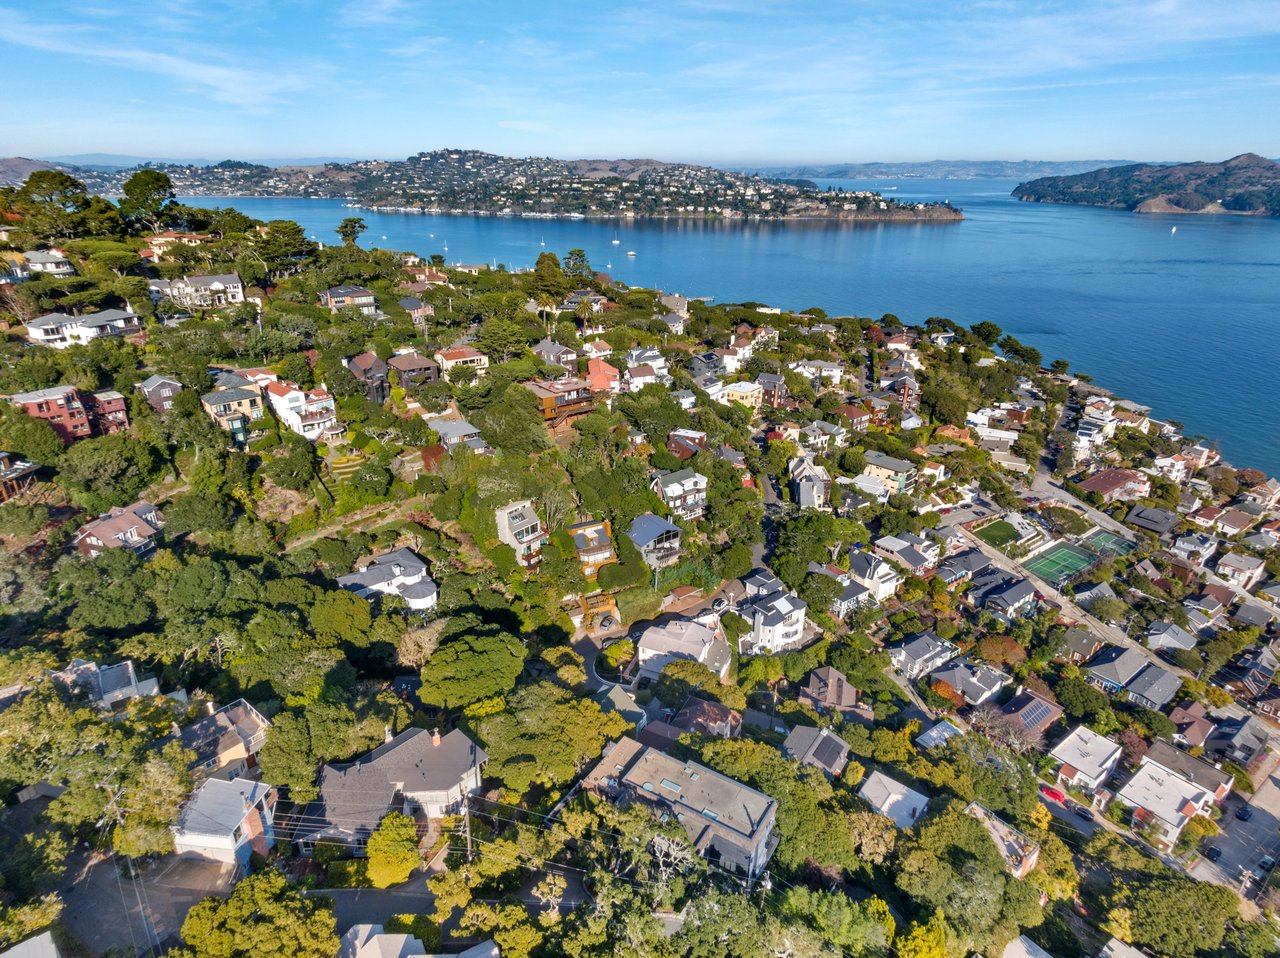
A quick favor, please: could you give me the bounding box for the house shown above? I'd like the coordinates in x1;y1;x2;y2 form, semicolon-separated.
83;389;128;435
73;501;164;557
201;373;266;444
433;346;489;379
1050;726;1122;791
586;357;621;395
805;562;873;617
928;659;1010;706
172;778;276;868
398;296;434;326
320;285;378;316
425;416;488;453
0;451;39;504
1224;645;1278;700
1144;741;1233;802
150;273;246;309
968;570;1038;621
936;549;992;586
1242;476;1280;511
784;726;852;779
1001;688;1063;736
565;519;618;579
888;631;958;680
1213;716;1273;766
798;666;860;716
1216;552;1265;590
23;248;75;277
874;532;939;577
1144;620;1197;653
634;619;732;682
263;380;340;441
532;338;578;368
915;720;963;750
797;419;847;452
142;231;214;255
1126;505;1179;536
673;698;742;738
667;428;708;460
50;658;160;709
1077;469;1152;503
340;926;498;958
387;350;439;386
721;380;763;415
338;548;438;612
495;500;547;568
626;512;682;569
858;770;929;828
965;803;1040;879
299;728;486;853
593;685;648;731
346;352;390;404
1214;508;1255;537
651;468;709;520
583;738;777;879
659;292;690;316
1116;762;1212;848
1169;701;1217;747
787;359;845;387
178;699;270;782
1098;939;1146;958
0;931;63;958
2;385;107;443
524;378;596;428
624;346;668;380
862;451;916;495
789;455;831;510
581;339;613;360
847;551;902;603
757;372;788;406
1086;645;1148;692
1171;533;1219;565
136;374;183;413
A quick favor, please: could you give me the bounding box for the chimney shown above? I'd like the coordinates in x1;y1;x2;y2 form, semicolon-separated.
205;701;217;715
431;728;441;747
384;724;393;745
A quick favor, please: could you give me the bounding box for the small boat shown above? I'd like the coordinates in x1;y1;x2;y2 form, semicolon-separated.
443;241;448;251
611;233;620;245
626;250;636;257
606;261;612;269
1171;226;1177;235
540;236;545;246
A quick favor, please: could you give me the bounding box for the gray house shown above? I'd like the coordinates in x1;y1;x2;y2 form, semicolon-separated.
1125;663;1181;710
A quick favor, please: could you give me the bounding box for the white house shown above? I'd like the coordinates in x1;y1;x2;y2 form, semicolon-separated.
150;273;246;309
24;309;142;349
740;570;807;653
634;619;732;681
1049;726;1122;792
859;770;929;829
172;777;277;869
651;468;709;520
337;548;438;612
847;551;902;602
495;500;547;568
261;379;340;441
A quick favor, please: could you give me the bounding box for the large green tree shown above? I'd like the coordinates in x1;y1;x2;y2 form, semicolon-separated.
118;170;175;234
174;871;337;958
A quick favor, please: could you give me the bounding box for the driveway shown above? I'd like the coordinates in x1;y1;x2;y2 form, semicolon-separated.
61;852;234;956
1189;753;1280;902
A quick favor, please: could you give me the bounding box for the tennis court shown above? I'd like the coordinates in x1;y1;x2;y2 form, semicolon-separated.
976;519;1021;548
1023;542;1096;586
1083;529;1136;557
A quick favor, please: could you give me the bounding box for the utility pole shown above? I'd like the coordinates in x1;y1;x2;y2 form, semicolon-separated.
463;794;473;863
99;775;159;958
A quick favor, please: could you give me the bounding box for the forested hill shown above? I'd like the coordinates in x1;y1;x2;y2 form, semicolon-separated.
1012;153;1280;215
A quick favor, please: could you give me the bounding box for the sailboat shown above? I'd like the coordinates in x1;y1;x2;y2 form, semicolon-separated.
626;250;636;257
1171;226;1178;235
611;232;620;245
540;236;545;246
442;240;448;251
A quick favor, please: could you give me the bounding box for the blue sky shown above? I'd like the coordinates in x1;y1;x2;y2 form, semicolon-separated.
3;0;1278;165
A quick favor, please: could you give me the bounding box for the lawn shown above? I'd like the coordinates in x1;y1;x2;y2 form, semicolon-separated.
976;519;1021;548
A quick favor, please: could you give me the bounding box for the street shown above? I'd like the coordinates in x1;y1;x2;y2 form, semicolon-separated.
1188;752;1280;904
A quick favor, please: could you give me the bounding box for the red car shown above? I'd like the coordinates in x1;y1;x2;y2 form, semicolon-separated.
1039;785;1066;803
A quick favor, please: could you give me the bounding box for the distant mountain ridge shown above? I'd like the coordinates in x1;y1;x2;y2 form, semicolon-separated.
744;160;1144;180
38;152;365;170
1012;154;1280;216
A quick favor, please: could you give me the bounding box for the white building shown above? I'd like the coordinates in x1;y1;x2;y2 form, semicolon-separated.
859;770;929;829
847;551;902;603
740;570;807;654
150;273;246;308
634;619;732;681
337;548;438;612
24;309;142;349
1116;761;1215;849
495;500;547;567
262;379;340;441
1049;726;1122;792
172;777;277;868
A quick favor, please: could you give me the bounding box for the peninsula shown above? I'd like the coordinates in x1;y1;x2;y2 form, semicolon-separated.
1012;153;1280;216
0;149;963;222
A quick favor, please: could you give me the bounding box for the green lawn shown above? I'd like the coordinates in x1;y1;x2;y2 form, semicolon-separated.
976;519;1020;548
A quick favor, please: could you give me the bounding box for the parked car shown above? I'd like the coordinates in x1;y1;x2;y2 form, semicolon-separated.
1039;785;1066;803
1261;855;1276;872
1236;805;1254;821
1204;845;1222;862
1074;806;1095;823
712;598;727;612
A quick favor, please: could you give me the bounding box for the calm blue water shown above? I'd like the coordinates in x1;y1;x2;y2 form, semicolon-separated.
183;185;1280;473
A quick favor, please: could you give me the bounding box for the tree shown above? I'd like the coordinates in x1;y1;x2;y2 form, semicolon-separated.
473;317;528;363
562;249;592;280
418;627;526;710
366;812;421;888
118;170;175;233
311;589;373;646
57;434;161;512
1103;875;1239;958
176;870;338;958
0;409;63;464
114;745;193;858
896;910;949;958
970;321;1002;346
337;217;367;246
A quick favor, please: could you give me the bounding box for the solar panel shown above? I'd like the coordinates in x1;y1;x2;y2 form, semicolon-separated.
812;736;847;769
1021;701;1053;729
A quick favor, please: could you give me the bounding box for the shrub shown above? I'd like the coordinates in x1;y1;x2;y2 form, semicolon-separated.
386;915;440;950
366;813;421;888
325;859;370;888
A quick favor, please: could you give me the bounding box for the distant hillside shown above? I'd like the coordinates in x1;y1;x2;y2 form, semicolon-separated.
746;159;1140;180
0;156;67;187
1012;154;1280;215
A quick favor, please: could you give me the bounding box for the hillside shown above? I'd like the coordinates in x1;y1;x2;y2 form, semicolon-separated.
0;149;962;221
0;156;65;187
748;159;1140;180
1012;153;1280;215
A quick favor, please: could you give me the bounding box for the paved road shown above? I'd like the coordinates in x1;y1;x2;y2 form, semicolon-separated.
1188;752;1280;904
